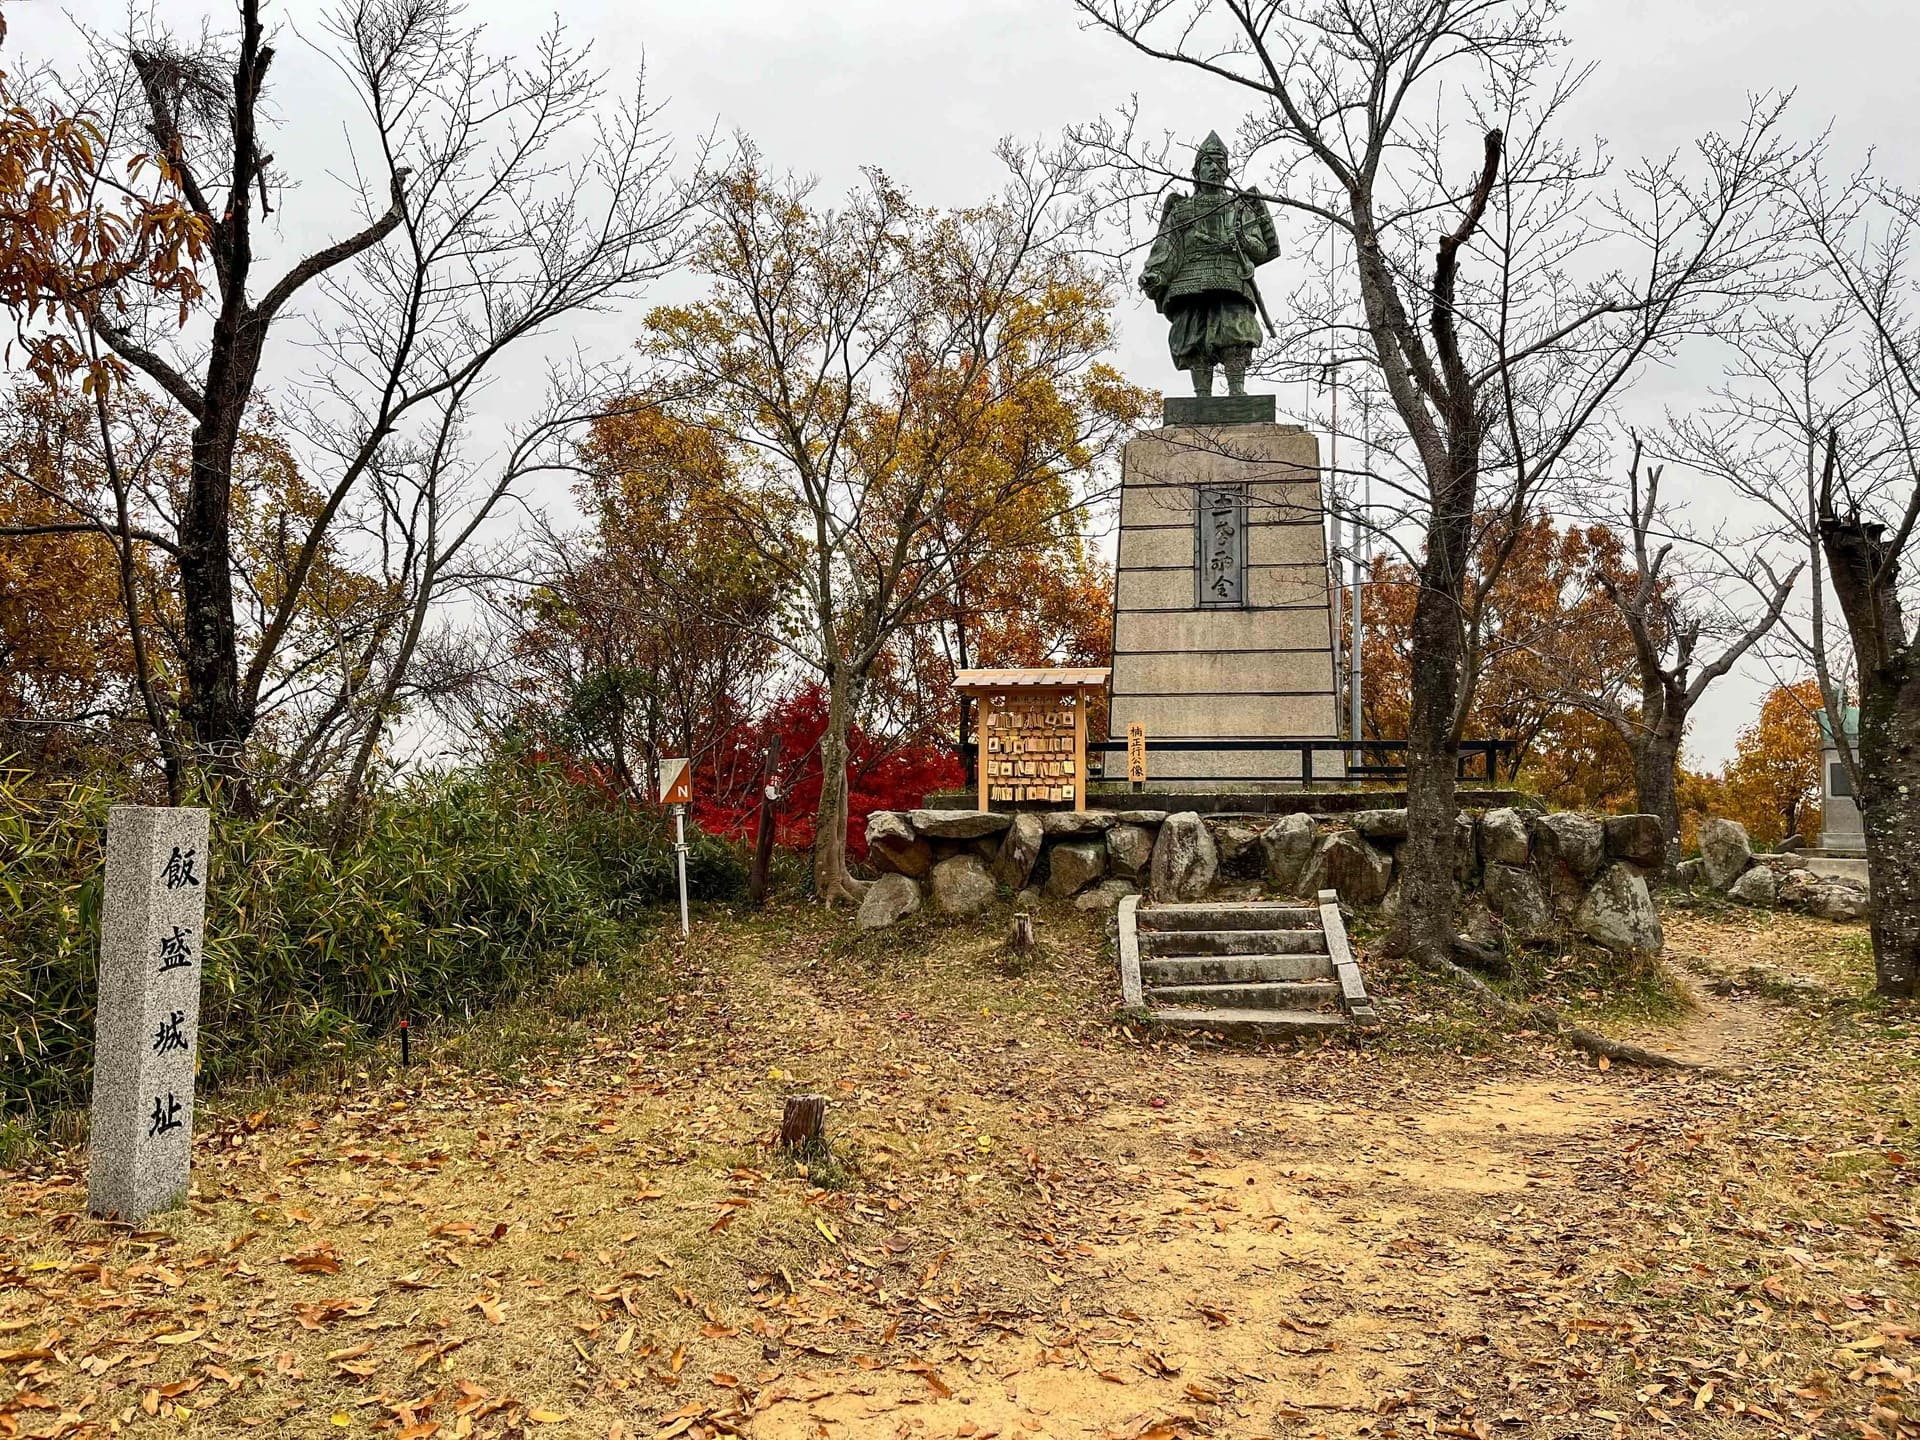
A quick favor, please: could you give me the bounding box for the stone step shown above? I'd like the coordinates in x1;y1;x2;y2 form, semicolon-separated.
1147;1006;1351;1037
1145;980;1341;1010
1138;928;1327;958
1140;953;1335;986
1139;904;1321;933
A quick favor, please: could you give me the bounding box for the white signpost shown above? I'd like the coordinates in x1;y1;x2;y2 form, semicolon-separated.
658;758;692;936
89;806;209;1222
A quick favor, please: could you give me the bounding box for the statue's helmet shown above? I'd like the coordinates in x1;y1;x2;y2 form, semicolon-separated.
1194;131;1230;180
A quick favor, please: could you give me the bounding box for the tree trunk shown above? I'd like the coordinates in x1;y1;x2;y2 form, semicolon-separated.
177;393;252;799
1399;582;1463;964
1632;718;1685;866
747;731;782;907
1397;436;1478;964
1857;673;1920;996
811;666;866;905
1818;503;1918;997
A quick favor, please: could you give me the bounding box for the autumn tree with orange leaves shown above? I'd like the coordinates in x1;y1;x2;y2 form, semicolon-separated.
500;406;788;800
644;154;1147;903
1354;512;1639;784
1718;679;1825;848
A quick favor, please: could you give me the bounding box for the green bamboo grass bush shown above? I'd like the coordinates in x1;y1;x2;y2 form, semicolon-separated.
0;759;744;1130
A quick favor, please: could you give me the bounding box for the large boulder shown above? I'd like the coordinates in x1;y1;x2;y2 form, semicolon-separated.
1149;811;1218;902
1206;816;1270;877
1106;823;1155;881
866;812;932;877
910;808;1012;841
1479;807;1531;867
993;813;1045;891
1809;882;1870;923
1259;813;1319;894
1532;812;1605;879
1350;808;1409;843
1697;818;1753;892
1484;862;1555;942
1780;869;1870;922
1041;811;1115;838
930;854;998;917
1045;840;1108;899
1604;814;1668;869
1303;830;1393;906
857;873;923;930
1729;865;1778;907
1776;867;1821;908
1573;863;1663;957
1073;877;1138;912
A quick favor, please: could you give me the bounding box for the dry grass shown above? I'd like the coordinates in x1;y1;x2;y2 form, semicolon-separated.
2;901;1916;1440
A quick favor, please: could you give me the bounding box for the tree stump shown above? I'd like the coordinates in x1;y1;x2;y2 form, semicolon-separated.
780;1094;827;1150
1010;911;1035;951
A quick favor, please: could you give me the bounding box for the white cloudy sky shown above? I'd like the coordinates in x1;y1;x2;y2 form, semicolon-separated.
13;0;1913;766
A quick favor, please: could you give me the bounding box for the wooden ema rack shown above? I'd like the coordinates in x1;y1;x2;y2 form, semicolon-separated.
953;667;1110;814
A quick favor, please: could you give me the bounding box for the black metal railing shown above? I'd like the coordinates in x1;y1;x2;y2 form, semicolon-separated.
957;736;1515;790
1078;736;1514;786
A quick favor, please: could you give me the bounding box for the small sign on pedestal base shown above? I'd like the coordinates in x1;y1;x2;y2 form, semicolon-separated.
88;806;209;1223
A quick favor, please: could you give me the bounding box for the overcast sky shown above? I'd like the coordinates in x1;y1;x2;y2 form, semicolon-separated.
14;0;1913;767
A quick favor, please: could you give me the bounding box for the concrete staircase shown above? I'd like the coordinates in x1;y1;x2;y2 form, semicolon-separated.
1117;890;1379;1036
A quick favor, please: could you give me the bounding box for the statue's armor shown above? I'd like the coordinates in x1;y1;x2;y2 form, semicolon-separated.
1152;193;1271;306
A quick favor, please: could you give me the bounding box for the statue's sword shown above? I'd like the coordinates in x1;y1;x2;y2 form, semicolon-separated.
1234;189;1279;340
1247;272;1278;340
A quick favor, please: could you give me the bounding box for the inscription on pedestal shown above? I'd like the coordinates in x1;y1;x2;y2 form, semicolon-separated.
88;806;210;1222
1195;484;1246;607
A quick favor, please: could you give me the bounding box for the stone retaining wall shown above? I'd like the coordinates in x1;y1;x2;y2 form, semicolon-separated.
859;803;1674;958
857;805;1873;955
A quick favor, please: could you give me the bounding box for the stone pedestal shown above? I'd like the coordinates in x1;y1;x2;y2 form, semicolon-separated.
1106;414;1341;784
88;806;209;1222
1818;738;1866;857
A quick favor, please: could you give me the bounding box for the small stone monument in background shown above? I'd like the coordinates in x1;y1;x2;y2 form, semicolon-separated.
88;806;209;1222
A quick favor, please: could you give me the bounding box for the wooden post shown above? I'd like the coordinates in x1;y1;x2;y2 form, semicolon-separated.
1071;685;1087;812
1010;911;1035;951
780;1095;827;1150
973;692;990;812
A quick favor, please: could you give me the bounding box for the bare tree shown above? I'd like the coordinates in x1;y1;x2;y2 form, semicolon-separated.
1661;310;1875;805
1546;440;1800;858
1074;0;1802;963
41;0;688;803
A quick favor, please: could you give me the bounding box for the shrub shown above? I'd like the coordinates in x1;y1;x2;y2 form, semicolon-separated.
0;757;744;1129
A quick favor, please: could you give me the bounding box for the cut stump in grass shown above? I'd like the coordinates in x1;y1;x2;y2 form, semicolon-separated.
1011;911;1035;951
780;1094;827;1150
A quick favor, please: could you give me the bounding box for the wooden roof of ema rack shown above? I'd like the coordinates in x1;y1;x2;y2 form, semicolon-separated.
952;667;1110;692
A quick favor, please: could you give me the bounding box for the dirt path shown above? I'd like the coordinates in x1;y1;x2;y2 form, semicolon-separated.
2;909;1904;1440
1611;969;1789;1069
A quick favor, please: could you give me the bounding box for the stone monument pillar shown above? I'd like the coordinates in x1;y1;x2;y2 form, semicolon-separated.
1818;708;1866;858
1106;397;1341;783
88;805;210;1222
